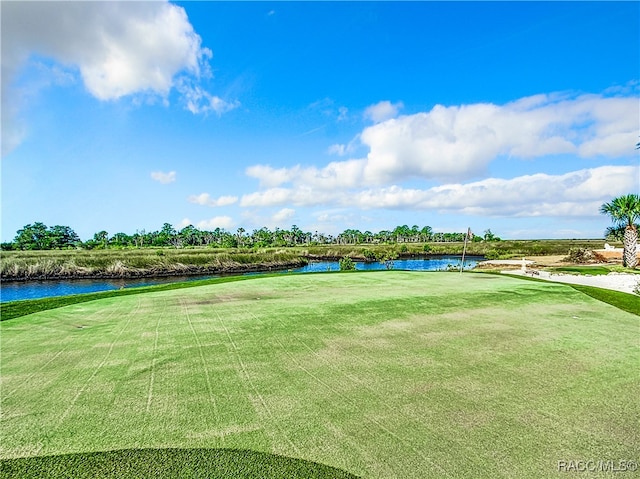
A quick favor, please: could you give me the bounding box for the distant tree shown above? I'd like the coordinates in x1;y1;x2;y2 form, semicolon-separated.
110;232;132;247
600;194;640;268
14;222;49;250
179;225;199;246
420;226;433;242
251;227;273;248
393;225;411;243
483;229;501;242
236;227;246;247
133;229;147;248
12;223;79;250
92;230;109;248
48;225;80;249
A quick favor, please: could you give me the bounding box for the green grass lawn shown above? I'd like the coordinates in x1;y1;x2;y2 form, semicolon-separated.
1;272;638;478
549;265;640;276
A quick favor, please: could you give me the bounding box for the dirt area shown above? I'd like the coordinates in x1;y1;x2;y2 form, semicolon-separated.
476;255;577;270
505;269;639;295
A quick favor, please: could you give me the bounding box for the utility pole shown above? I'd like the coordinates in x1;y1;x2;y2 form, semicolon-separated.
460;227;471;274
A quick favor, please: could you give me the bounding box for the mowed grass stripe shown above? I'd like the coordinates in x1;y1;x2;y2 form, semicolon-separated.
1;272;638;478
57;296;142;426
242;306;463;477
179;298;220;433
144;298;164;414
246;307;494;478
230;307;390;475
1;295;133;409
212;307;302;457
238;287;505;477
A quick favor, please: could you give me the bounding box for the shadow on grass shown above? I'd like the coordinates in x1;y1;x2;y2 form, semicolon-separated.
0;448;361;479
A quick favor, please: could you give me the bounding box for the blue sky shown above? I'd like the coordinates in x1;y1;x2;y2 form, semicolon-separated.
2;1;639;242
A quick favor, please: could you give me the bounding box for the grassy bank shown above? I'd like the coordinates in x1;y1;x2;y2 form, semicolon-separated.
0;239;611;280
1;272;637;478
0;248;306;281
300;239;608;259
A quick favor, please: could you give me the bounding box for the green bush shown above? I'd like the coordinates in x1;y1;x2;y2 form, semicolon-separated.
484;249;500;260
362;249;377;262
339;257;356;271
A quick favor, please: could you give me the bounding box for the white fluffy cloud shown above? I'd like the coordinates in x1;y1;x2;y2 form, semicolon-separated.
240;165;639;217
272;208;296;223
245;159;367;191
176;217;238;232
364;100;403;123
359;92;638;184
245;90;638;188
3;1;207;100
196;216;235;230
2;1;236;156
188;193;238;207
151;170;176;184
352;165;638;216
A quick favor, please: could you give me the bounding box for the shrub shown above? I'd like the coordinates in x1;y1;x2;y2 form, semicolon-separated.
379;251;397;270
339;257;356;271
564;248;600;264
362;248;377;262
484;250;500;260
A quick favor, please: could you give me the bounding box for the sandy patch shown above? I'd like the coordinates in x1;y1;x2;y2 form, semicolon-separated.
505;270;639;295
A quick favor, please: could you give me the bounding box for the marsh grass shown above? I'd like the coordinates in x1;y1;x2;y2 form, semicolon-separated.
1;248;305;280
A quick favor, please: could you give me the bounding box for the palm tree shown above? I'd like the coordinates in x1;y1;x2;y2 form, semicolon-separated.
600;194;640;268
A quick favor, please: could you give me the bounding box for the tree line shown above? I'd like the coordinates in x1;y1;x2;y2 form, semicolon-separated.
1;222;502;251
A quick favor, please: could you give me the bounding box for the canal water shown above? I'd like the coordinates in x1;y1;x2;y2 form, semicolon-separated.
1;256;480;303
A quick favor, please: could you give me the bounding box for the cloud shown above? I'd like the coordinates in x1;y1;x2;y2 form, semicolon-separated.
188;192;238;207
352;165;638;217
327;136;360;156
245;165;299;188
151;170;176;184
272;208;296;223
2;1;235;156
359;92;638;184
364;100;403;123
240;165;639;217
328;144;348;156
245;159;367;191
177;216;237;232
246;89;639;187
177;78;240;115
196;216;235;230
177;218;193;229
